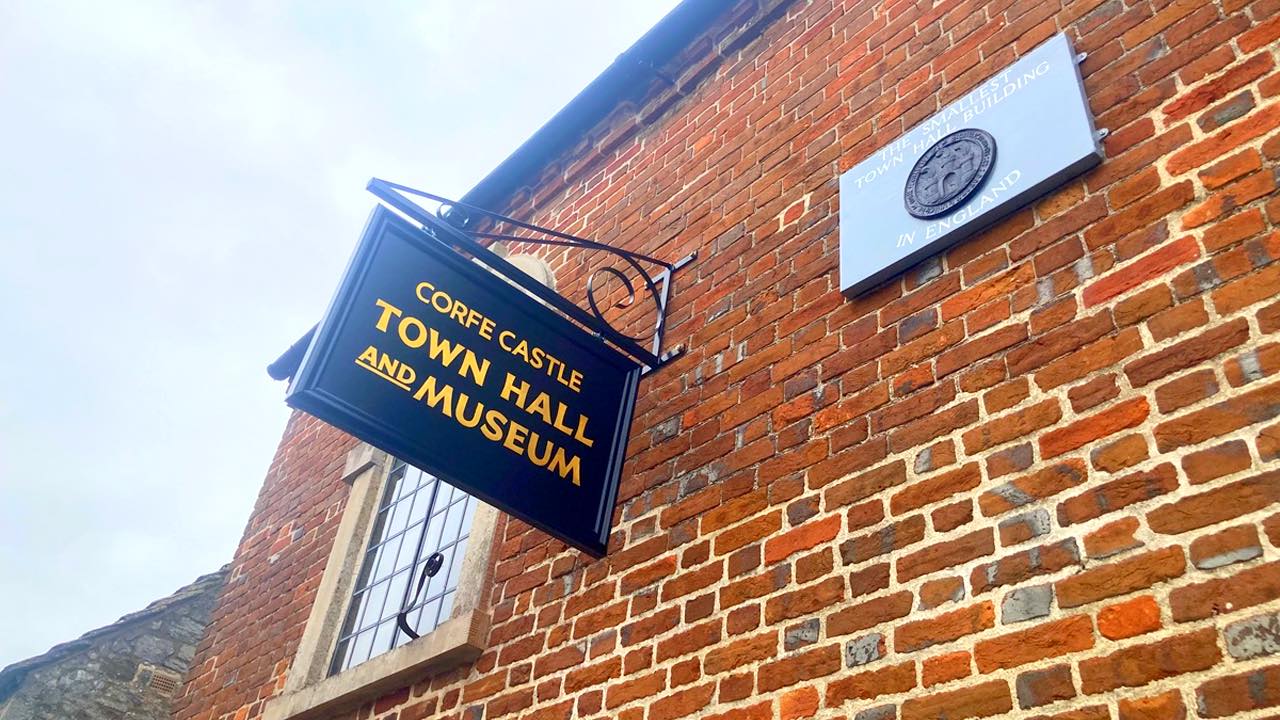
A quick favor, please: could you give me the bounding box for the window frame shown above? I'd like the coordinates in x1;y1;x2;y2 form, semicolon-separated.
263;444;498;720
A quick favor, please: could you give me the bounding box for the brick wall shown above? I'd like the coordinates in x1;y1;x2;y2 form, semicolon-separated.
177;1;1280;719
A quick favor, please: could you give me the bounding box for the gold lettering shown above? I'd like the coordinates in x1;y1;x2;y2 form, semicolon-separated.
526;392;554;425
548;447;581;486
373;298;402;331
397;316;427;348
574;413;594;448
455;394;483;428
481;408;505;442
426;328;465;367
503;418;529;454
412;376;453;415
500;373;530;408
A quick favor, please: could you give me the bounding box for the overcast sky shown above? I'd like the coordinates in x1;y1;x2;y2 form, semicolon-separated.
0;0;679;666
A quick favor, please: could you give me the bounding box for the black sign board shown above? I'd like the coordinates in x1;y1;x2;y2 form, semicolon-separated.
288;206;640;557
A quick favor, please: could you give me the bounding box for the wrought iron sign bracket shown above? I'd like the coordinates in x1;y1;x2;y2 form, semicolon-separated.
366;178;694;374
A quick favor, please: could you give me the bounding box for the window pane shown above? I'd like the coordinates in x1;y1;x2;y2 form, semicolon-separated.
329;462;477;675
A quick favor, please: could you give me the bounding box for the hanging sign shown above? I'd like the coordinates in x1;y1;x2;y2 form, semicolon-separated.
839;32;1104;296
288;206;640;557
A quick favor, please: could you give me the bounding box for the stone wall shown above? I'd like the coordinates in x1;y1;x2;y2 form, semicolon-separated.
0;568;226;720
178;1;1280;720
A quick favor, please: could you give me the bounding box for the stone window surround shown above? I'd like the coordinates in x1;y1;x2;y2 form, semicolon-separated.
263;248;554;720
263;444;499;720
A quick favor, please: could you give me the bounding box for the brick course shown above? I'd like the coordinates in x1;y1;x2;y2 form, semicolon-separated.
176;1;1280;720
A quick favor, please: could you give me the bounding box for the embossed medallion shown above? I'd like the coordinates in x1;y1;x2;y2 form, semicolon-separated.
903;129;997;219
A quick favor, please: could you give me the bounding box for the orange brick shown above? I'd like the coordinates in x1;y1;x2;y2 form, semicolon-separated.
1097;595;1162;640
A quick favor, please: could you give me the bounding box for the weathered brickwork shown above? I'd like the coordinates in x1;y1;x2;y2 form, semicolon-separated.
177;1;1280;720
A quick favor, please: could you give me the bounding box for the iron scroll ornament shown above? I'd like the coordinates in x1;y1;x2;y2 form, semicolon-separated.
904;128;998;219
364;178;695;372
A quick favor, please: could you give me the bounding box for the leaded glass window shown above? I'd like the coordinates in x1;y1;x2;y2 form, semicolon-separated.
329;459;478;674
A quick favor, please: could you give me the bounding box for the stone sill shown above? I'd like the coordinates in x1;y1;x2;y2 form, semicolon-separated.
263;610;489;720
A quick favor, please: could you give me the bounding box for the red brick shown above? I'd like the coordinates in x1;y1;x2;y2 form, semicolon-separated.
1164;52;1274;121
1118;690;1187;720
890;463;981;515
1083;236;1200;307
1016;665;1076;709
1213;262;1280;316
1114;285;1173;327
1155;368;1219;414
1007;313;1114;375
1038;329;1144;392
1182;440;1251;483
1170;560;1280;622
1190;524;1262;570
974;615;1095;672
932;500;973;533
1084;517;1143;559
765;515;841;564
895;602;994;653
765;577;845;624
824;661;917;706
1056;463;1178;526
1097;595;1162;640
827;592;913;636
1068;374;1120;412
1149;470;1280;534
970;539;1081;594
841;515;926;565
1056;546;1186;608
918;576;965;610
848;563;891;599
922;651;971;687
1041;397;1150;458
1196;663;1280;717
1167;103;1280;175
978;460;1087;517
897;529;994;583
962;399;1062;454
1090;434;1149;473
779;686;818;720
901;680;1012;720
704;632;776;675
1079;628;1221;693
1155;379;1280;451
649;682;714;720
757;644;841;693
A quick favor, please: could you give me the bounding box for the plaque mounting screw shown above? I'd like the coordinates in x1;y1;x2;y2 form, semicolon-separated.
1076;51;1088;64
1095;128;1110;140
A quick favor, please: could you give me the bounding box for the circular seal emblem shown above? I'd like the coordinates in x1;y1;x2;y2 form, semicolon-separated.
903;128;997;219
